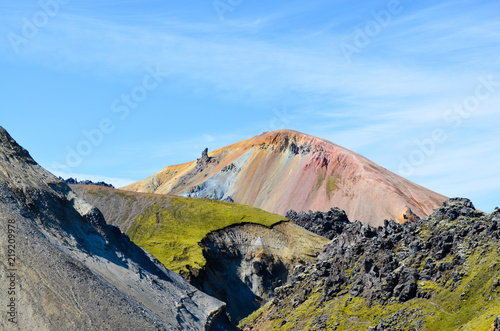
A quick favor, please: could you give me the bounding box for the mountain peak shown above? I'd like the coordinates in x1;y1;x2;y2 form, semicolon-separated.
258;129;309;141
246;130;333;149
124;130;447;225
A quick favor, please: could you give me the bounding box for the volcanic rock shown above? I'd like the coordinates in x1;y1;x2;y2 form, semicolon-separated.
241;197;499;330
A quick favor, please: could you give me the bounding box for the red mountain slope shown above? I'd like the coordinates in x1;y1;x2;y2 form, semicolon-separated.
123;130;446;226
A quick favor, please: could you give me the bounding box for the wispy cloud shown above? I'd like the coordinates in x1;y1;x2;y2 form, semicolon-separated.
1;7;491;103
1;0;498;210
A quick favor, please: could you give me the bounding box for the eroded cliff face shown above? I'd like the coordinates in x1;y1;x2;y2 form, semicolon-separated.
123;129;447;226
0;126;229;331
189;222;329;324
69;184;286;277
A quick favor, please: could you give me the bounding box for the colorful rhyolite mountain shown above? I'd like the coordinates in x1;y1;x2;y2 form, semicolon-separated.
124;130;447;226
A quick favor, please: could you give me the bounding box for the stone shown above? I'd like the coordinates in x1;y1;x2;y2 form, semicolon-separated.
494;316;500;331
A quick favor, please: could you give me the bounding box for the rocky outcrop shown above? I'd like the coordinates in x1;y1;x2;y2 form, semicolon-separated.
0;126;230;330
195;148;217;172
124;130;447;226
242;198;500;330
189;222;329;325
201;148;212;163
60;177;115;188
284;198;487;306
285;207;350;239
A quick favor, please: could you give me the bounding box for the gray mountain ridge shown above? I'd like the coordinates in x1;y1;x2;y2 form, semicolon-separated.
0;126;231;331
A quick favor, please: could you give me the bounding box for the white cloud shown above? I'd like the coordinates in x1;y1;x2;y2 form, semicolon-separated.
1;0;498;209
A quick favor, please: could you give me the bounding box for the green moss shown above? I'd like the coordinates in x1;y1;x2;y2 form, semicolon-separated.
269;292;323;330
425;246;500;331
239;301;272;327
316;172;325;191
326;174;340;197
127;197;285;275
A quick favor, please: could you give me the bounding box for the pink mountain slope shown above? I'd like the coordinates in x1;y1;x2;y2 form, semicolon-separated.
123;130;447;226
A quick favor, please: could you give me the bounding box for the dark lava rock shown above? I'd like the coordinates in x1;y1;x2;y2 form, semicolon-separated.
286;207;350;239
427;197;483;221
494;316;500;331
274;198;496;309
244;197;500;330
398;282;418;303
61;177;115;188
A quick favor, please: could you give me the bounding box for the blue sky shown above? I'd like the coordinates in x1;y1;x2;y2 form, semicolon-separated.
0;0;499;212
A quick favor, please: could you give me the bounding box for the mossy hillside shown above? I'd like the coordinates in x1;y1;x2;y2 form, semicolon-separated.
70;185;287;276
243;248;500;330
425;246;500;331
127;197;285;275
239;301;273;327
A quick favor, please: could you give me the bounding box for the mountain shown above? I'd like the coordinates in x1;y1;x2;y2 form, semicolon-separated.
3;125;496;330
0;126;231;330
70;184;329;324
240;198;500;330
124;130;447;226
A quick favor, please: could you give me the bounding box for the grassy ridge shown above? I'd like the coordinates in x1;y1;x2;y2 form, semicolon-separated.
127;197;285;275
